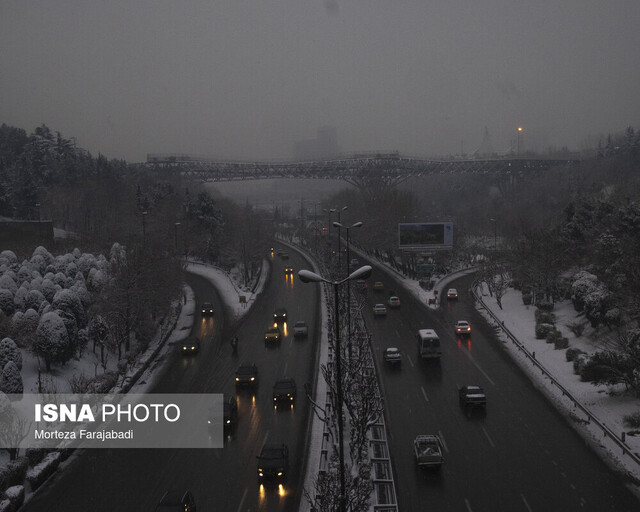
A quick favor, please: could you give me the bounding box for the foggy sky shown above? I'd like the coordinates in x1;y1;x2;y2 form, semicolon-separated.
1;0;639;163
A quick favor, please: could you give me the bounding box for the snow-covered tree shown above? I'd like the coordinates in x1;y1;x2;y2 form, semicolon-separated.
0;289;14;315
0;275;17;295
52;288;86;328
35;311;70;371
25;289;46;312
0;338;22;371
40;278;60;303
0;361;23;394
0;251;18;266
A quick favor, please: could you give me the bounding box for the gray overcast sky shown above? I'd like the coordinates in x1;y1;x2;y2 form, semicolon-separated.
1;0;639;162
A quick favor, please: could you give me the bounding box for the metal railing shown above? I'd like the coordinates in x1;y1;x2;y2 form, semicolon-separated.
472;282;640;466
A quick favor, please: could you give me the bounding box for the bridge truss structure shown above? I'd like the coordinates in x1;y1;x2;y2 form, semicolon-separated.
144;152;580;188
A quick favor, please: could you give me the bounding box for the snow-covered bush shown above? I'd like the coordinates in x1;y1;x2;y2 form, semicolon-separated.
87;268;107;292
52;289;86;328
25;452;60;490
535;323;554;339
0;276;17;295
0;458;28;494
0;251;17;266
16;265;32;284
3;485;24;510
35;311;71;371
76;253;97;277
24;290;46;312
566;347;585;362
0;338;22;371
570;271;599;312
39;279;59;303
12;288;26;312
0;290;14;315
0;361;23;394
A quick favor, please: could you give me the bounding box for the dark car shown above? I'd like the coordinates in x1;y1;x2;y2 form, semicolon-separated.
272;378;297;406
235;364;258;387
181;336;200;355
201;302;214;315
273;308;288;323
155;490;197;512
459;385;487;408
257;443;289;481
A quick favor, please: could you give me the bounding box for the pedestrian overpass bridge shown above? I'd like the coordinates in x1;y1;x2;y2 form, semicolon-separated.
144;151;579;188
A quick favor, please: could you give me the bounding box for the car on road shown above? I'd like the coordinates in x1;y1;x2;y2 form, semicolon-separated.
155;490;197;512
373;304;387;316
273;308;288;323
414;435;444;470
446;288;459;300
455;320;472;336
293;320;308;337
458;385;486;408
387;296;401;308
355;279;367;290
373;281;384;291
383;347;402;366
235;364;258;387
284;265;294;274
350;258;359;266
264;326;282;343
201;302;214;315
181;336;200;355
280;252;290;260
257;444;289;482
272;378;297;406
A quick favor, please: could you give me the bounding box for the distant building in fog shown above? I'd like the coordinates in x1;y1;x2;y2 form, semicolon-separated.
293;126;339;160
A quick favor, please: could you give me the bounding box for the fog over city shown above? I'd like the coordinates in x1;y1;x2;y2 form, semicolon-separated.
1;0;639;162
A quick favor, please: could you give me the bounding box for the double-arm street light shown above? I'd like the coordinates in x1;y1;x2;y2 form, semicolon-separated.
333;221;363;359
298;265;373;512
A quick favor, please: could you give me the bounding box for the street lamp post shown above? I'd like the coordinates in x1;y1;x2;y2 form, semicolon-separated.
517;127;523;157
333;221;363;359
336;206;348;270
298;265;372;512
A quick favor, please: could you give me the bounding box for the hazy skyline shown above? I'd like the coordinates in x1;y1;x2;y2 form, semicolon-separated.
1;0;639;163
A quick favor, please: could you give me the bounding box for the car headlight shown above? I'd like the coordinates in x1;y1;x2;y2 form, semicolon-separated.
236;377;240;381
207;420;211;424
277;471;283;476
226;419;230;424
250;377;255;381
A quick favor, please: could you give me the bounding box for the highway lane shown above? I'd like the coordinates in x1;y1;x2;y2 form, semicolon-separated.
21;246;320;512
362;269;639;511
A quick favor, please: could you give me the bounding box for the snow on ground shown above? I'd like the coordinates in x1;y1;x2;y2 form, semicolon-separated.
475;284;640;489
348;246;640;491
184;259;269;322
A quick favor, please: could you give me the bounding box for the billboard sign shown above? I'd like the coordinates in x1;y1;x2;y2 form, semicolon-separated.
398;222;453;250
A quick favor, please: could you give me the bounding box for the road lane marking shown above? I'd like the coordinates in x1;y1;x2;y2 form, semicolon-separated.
236;488;248;512
521;494;533;512
395;329;401;338
421;386;429;403
438;430;449;453
481;426;495;448
407;354;414;367
459;348;495;386
464;498;473;511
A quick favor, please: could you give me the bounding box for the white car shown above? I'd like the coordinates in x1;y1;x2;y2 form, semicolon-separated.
455;320;471;336
388;296;401;308
383;347;402;365
373;304;387;316
446;288;459;300
293;321;308;337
